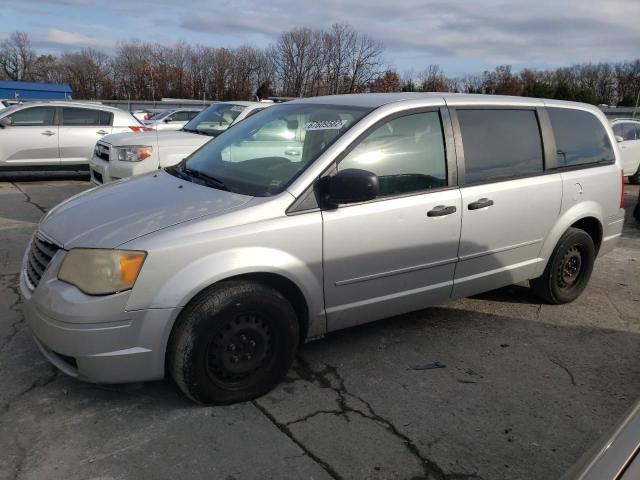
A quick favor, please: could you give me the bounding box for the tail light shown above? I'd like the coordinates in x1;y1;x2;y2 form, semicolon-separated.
128;126;151;132
620;170;625;209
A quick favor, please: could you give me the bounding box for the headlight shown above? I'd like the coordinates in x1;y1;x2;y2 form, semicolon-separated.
58;249;146;295
115;146;153;162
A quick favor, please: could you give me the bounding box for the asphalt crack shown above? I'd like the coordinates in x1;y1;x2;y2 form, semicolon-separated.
17;367;59;397
282;356;484;480
0;273;25;353
252;400;343;480
549;356;577;386
11;182;47;215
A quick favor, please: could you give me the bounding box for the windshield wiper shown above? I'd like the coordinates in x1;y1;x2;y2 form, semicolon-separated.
165;164;191;181
195;129;216;136
182;166;230;191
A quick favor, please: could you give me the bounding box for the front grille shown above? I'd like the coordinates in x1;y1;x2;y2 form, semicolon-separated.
26;235;61;289
94;142;110;161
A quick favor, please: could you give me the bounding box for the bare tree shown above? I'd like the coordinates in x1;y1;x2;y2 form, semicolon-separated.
0;31;37;81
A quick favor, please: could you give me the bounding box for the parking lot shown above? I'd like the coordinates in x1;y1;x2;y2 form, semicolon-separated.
0;172;638;480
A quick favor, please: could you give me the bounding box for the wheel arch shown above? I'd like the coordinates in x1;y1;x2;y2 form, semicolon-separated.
534;202;604;278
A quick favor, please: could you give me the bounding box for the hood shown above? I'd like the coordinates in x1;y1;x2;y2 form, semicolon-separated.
102;130;211;148
39;171;252;249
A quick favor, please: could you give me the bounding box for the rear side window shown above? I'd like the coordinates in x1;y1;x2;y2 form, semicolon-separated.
612;122;639;141
63;107;112;126
338;111;447;197
457;109;543;184
7;106;57;126
548;108;614;167
171;111;190;121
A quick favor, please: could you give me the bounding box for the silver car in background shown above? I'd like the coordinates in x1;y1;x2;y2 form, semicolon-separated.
21;93;625;405
0;101;145;169
143;108;203;131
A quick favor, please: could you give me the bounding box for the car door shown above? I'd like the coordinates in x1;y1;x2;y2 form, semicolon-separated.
322;109;462;331
613;122;640;176
0;106;59;166
59;107;113;165
450;107;562;298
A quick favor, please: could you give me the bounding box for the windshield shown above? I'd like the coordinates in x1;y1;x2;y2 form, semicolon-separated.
149;110;171;121
174;103;372;196
183;103;249;136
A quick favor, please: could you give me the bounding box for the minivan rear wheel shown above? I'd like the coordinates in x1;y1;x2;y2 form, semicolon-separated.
168;280;299;404
530;227;595;304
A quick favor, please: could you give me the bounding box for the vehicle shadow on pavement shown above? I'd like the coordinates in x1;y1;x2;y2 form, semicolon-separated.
470;282;539;304
0;171;90;183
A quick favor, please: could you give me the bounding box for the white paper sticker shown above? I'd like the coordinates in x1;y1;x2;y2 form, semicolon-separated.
304;119;348;131
230;105;245;112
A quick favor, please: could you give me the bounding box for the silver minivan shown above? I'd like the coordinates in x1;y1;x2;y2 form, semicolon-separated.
20;93;625;404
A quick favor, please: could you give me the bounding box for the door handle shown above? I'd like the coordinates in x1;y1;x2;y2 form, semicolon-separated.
96;130;109;135
427;205;457;217
41;130;56;136
468;198;494;210
284;150;300;156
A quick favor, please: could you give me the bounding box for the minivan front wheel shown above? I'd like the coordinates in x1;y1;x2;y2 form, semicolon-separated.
531;227;596;304
168;280;299;404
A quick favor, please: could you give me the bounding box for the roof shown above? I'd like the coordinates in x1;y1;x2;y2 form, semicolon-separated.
290;92;601;113
0;80;72;93
2;101;125;112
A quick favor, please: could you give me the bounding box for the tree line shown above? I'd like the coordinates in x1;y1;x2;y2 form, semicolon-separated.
1;29;639;106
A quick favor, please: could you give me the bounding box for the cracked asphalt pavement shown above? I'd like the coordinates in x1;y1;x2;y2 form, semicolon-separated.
1;171;639;480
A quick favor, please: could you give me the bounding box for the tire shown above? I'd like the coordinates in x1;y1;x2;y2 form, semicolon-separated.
168;280;299;404
530;227;596;304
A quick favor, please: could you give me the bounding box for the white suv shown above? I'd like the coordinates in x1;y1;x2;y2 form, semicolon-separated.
611;118;640;184
89;101;271;184
0;102;146;169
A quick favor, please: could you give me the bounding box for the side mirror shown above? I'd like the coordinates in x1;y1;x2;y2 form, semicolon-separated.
163;117;172;123
0;117;11;128
322;168;379;205
615;135;624;143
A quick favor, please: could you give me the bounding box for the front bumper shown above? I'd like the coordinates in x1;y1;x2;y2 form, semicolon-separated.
90;153;157;185
20;249;179;384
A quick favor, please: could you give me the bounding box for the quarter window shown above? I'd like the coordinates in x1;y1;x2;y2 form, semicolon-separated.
62;107;112;126
8;106;56;126
457;109;543;184
338;112;447;197
548;108;615;167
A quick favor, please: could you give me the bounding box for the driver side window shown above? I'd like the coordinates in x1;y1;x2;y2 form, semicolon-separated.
338;111;447;198
8;106;57;126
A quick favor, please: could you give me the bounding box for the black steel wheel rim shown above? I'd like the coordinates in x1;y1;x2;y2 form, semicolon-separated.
557;244;583;292
206;314;273;386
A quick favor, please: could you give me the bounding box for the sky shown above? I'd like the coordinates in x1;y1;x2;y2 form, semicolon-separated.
1;0;639;77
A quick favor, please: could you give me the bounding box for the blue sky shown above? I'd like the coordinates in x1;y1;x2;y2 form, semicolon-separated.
1;0;639;77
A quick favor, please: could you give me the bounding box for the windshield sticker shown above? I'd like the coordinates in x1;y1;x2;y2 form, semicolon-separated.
230;105;245;112
304;119;348;131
